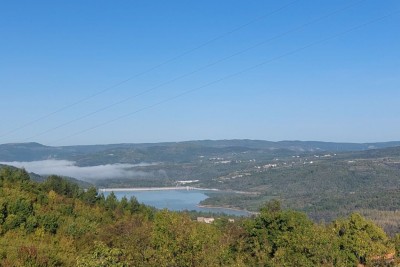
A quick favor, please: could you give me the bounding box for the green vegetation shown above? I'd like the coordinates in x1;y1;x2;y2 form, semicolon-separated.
2;141;400;238
198;149;400;235
1;142;400;236
0;167;399;266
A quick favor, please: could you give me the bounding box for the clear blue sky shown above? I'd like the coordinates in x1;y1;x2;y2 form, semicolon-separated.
1;0;399;145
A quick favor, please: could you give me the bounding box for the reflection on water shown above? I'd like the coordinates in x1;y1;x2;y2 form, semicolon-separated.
104;190;249;216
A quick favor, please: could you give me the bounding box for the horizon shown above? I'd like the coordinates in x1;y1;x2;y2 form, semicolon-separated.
2;138;400;147
1;1;399;145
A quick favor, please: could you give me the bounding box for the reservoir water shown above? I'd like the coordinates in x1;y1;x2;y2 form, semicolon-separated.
104;189;250;216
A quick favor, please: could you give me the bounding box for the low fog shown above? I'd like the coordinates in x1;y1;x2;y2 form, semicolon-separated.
0;160;153;180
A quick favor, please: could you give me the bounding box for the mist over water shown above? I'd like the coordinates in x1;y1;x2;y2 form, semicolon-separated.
0;159;152;180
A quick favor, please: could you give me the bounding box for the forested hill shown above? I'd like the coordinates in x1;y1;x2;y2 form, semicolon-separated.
1;140;400;162
0;164;92;189
0;166;399;266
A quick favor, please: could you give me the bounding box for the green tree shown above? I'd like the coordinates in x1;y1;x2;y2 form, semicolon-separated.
333;213;390;265
150;210;223;266
105;192;118;211
76;241;127;267
82;187;98;205
25;215;39;233
0;200;7;225
127;196;141;214
40;214;59;234
395;233;400;258
43;175;81;198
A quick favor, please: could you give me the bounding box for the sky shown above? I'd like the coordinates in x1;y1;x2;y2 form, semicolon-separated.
1;0;399;146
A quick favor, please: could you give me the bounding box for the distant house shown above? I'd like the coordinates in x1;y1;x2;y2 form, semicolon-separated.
197;217;215;224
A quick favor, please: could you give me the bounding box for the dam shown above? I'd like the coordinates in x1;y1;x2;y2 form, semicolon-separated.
98;186;219;192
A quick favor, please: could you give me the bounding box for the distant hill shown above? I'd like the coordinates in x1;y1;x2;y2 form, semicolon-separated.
0;142;129;161
1;140;400;162
182;139;400;151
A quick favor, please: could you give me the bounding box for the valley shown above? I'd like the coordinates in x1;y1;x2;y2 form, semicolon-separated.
1;140;399;234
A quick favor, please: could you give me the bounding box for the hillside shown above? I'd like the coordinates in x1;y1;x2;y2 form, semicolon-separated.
1;141;399;234
199;146;400;234
0;167;398;266
1;140;400;162
0;164;92;189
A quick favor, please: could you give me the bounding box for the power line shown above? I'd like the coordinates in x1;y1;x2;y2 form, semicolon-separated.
20;0;365;142
49;9;400;145
0;0;300;140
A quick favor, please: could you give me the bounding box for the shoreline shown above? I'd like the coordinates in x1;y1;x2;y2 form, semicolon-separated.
99;187;257;195
99;187;259;215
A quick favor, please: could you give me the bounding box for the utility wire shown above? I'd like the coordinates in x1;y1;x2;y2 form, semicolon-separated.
0;0;300;140
49;9;400;145
20;0;365;142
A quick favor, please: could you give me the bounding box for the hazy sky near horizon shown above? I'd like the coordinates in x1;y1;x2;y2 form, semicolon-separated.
1;0;399;145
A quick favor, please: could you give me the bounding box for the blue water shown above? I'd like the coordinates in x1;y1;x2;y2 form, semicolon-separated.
104;190;249;216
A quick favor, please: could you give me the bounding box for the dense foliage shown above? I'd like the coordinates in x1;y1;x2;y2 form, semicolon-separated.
0;167;398;266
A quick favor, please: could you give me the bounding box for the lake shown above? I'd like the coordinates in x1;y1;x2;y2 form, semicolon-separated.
103;189;250;216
